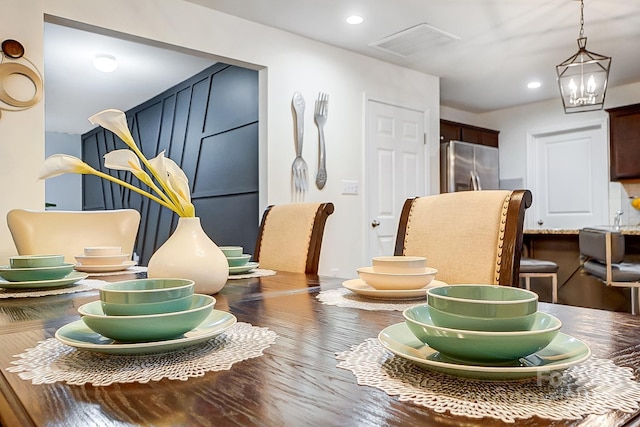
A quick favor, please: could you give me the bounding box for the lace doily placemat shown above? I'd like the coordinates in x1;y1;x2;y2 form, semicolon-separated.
317;288;422;311
7;322;277;386
0;278;108;299
227;269;277;280
337;338;640;423
82;266;147;277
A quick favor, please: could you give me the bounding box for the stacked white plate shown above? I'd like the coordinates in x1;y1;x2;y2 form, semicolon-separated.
74;246;137;273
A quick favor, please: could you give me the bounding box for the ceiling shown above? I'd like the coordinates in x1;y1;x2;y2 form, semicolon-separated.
44;0;640;134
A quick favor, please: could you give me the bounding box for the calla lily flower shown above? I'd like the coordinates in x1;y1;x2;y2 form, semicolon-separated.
104;150;153;186
39;109;196;217
38;154;97;179
88;109;137;149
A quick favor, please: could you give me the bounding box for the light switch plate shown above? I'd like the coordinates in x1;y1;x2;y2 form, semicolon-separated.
341;180;358;195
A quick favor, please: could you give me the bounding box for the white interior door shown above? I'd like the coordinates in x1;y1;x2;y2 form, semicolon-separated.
527;121;608;229
366;100;426;259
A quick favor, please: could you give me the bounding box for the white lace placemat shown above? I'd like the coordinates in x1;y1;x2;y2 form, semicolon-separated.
0;278;109;299
82;266;147;277
7;322;277;386
337;338;640;423
317;288;423;311
227;269;277;280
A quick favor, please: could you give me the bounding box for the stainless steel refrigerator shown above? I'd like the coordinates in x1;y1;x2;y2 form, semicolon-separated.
440;140;499;192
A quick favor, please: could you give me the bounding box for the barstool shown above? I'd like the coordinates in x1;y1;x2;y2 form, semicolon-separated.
519;258;559;303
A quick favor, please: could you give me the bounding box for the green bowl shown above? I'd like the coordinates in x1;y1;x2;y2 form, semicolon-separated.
428;304;537;332
9;254;65;268
79;294;215;342
220;246;243;257
403;305;561;362
0;263;75;282
426;285;538;318
101;294;194;316
226;254;251;267
99;278;194;305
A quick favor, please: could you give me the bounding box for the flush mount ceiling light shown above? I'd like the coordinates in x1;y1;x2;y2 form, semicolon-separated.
93;54;118;73
528;81;542;89
556;0;611;113
346;15;363;25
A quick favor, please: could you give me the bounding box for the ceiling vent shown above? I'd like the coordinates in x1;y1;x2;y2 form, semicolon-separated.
369;23;460;57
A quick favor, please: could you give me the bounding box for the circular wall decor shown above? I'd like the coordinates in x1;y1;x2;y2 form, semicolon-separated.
0;38;43;116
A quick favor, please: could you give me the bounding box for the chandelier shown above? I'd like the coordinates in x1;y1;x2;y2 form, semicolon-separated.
556;0;611;113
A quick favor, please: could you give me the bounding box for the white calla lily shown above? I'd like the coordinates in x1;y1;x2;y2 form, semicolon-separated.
38;154;97;179
104;150;152;185
41;109;195;217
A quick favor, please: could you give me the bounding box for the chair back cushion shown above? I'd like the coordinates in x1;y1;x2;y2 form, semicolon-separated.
400;191;511;285
578;228;625;263
256;203;327;273
7;209;141;263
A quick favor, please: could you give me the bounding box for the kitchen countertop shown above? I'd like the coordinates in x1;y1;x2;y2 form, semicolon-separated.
525;226;640;236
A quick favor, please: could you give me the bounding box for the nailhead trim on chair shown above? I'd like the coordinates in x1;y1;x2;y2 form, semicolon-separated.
494;193;510;284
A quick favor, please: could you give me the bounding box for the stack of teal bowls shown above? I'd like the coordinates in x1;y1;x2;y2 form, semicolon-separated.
403;284;562;362
220;246;259;274
0;254;77;283
77;278;216;342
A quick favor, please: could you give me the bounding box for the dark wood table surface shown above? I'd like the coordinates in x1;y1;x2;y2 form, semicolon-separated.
1;271;640;427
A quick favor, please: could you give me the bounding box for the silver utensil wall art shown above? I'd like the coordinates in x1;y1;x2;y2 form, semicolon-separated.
290;91;329;200
291;92;308;201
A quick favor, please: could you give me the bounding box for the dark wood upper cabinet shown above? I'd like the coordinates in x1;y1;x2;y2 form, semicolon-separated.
440;119;499;147
607;103;640;181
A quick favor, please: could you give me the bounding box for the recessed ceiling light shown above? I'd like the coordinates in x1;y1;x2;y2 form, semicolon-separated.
527;81;542;89
93;54;118;73
346;15;363;25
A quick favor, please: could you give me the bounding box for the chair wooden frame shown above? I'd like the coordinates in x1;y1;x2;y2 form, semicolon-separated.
579;228;640;315
394;189;532;286
254;202;335;275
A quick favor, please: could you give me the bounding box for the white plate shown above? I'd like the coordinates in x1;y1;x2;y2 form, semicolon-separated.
55;309;237;354
75;254;130;266
342;278;447;300
0;271;89;289
378;322;591;381
74;261;137;273
229;261;259;275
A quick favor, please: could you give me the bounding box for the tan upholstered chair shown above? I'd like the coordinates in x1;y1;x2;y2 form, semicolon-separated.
7;209;141;263
254;202;334;274
394;190;532;286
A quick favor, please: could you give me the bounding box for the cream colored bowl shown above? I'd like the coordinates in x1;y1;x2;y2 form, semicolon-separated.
372;256;426;274
356;266;438;290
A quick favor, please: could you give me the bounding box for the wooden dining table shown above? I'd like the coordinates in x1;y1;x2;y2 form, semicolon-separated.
1;271;640;427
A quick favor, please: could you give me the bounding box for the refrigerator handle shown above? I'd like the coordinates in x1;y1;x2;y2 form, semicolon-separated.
469;171;476;190
474;171;483;190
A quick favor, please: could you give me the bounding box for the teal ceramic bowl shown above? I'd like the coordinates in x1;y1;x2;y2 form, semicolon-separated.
101;294;194;316
403;305;561;362
99;278;194;306
226;254;251;267
79;294;215;342
427;304;537;332
0;263;75;282
426;285;538;318
9;254;65;268
220;246;243;257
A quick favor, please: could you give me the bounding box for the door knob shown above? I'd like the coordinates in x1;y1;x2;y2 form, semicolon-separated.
537;220;544;226
371;219;380;228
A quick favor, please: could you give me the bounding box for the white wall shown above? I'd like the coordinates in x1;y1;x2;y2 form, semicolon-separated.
44;132;82;210
0;0;440;277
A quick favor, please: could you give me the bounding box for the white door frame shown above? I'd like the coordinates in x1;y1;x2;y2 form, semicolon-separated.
525;118;608;229
364;96;429;263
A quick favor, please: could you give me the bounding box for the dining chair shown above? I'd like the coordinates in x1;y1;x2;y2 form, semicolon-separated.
578;227;640;314
253;202;334;274
6;209;141;263
519;257;559;303
394;189;532;286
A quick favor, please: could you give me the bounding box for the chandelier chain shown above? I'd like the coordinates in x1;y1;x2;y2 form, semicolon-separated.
579;0;585;39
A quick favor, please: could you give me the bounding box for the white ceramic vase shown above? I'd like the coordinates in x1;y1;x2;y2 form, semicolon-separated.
147;217;229;294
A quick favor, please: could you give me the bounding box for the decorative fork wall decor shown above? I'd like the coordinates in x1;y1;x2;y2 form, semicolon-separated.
291;92;308;201
314;92;329;189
